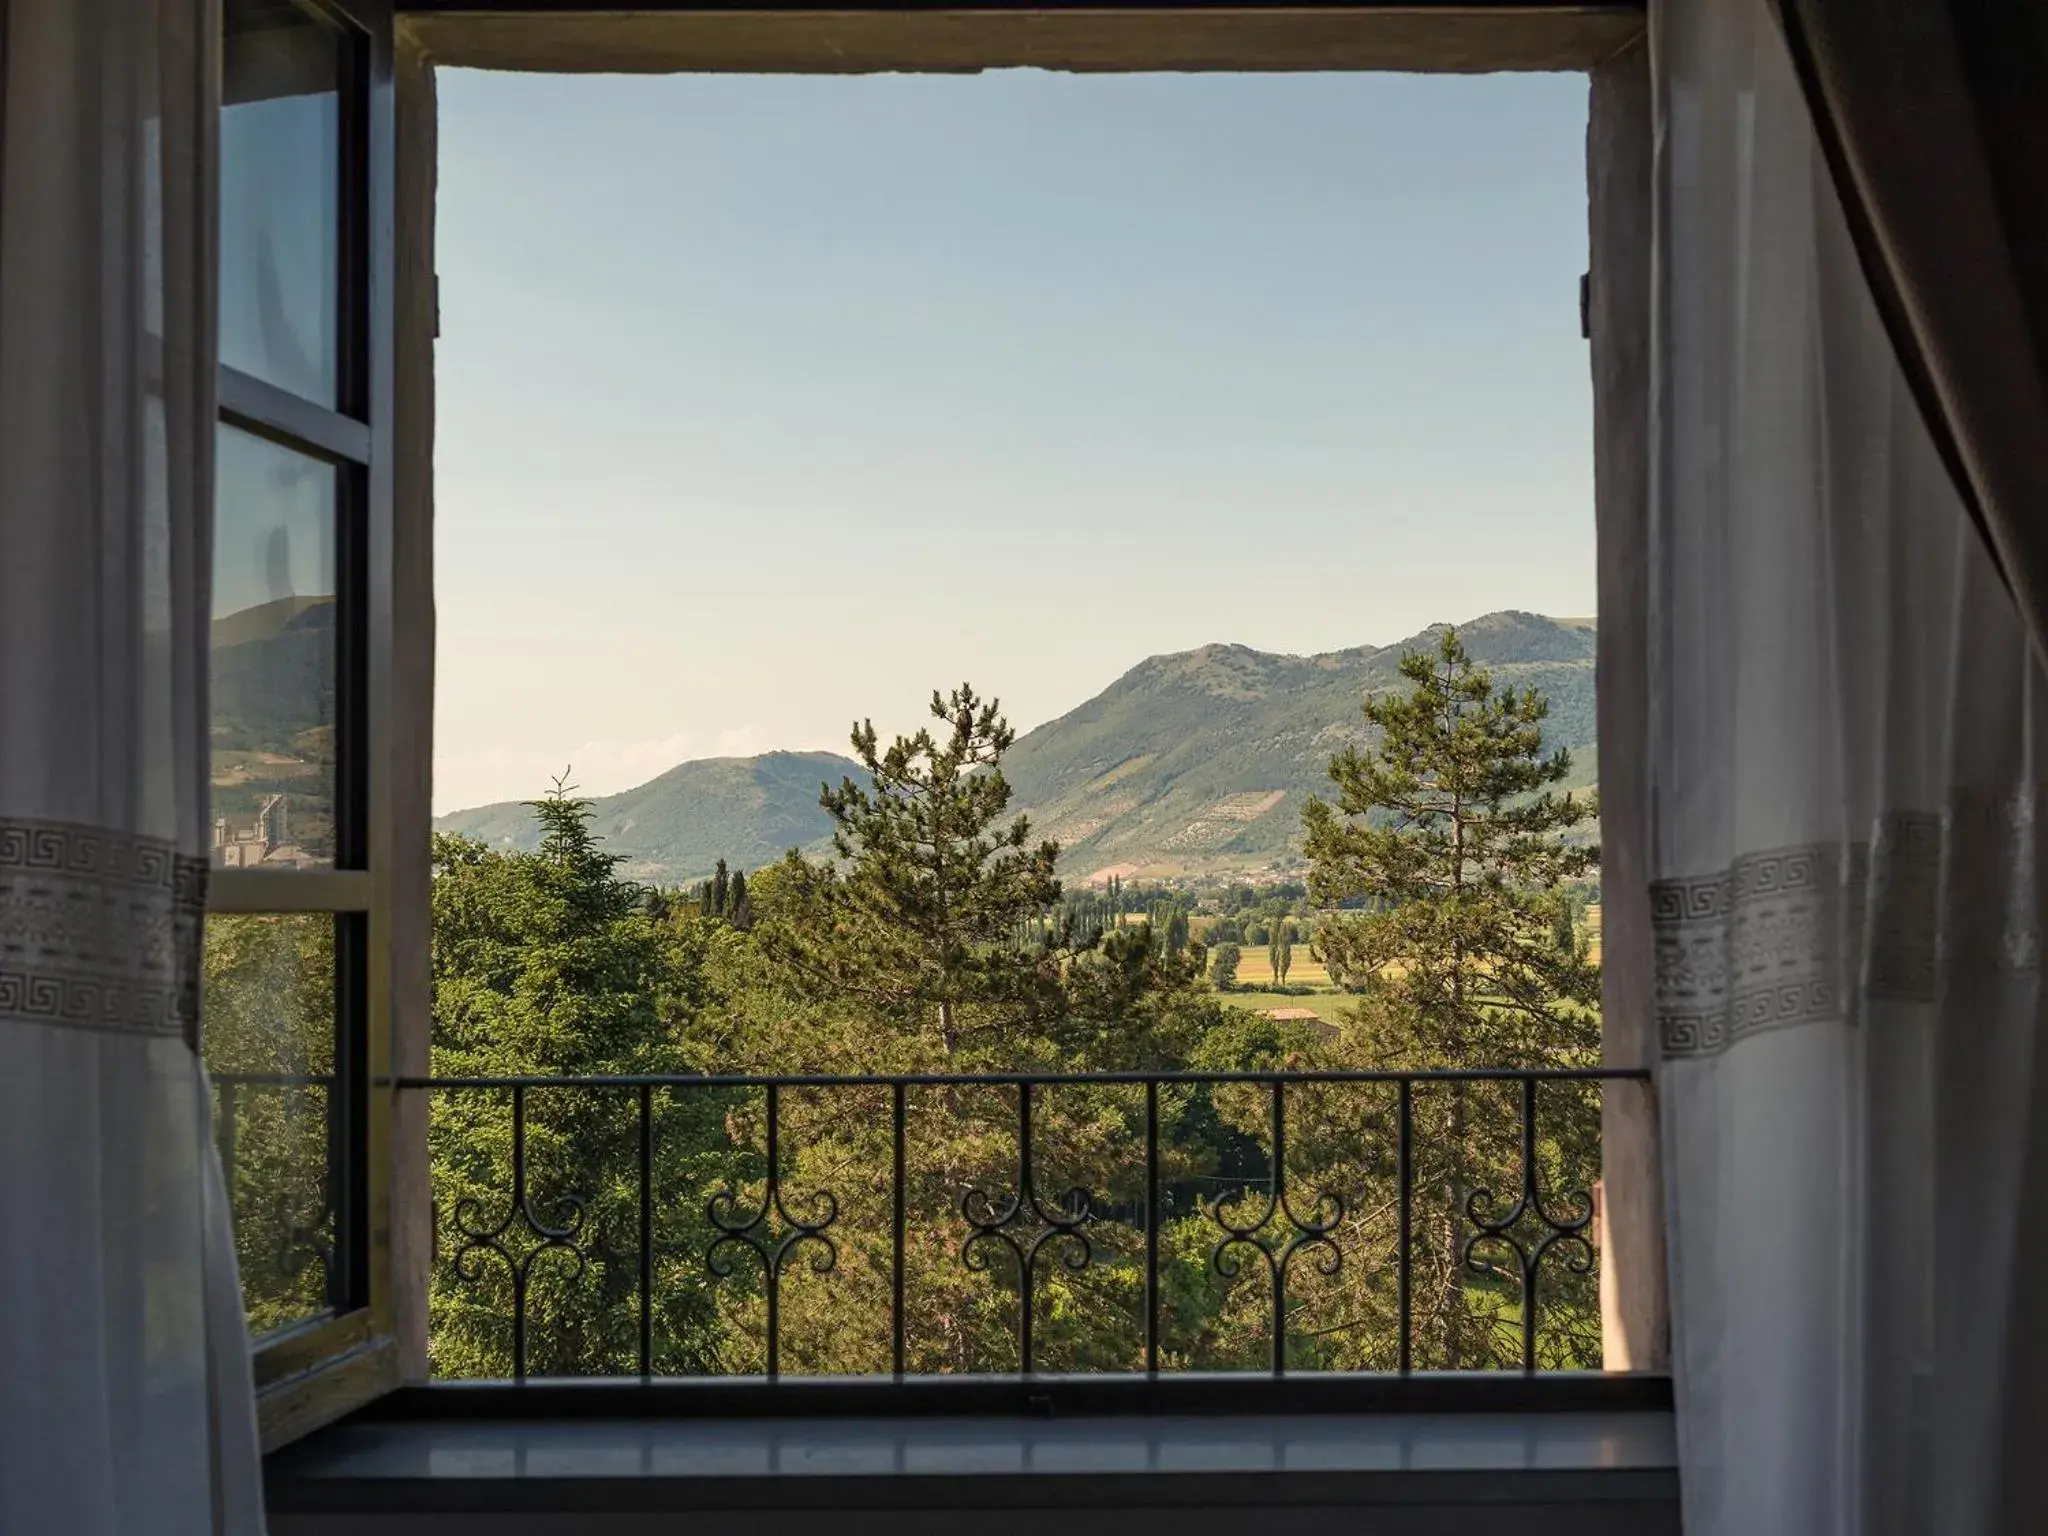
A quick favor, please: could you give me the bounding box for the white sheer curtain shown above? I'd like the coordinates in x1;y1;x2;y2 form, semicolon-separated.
0;0;265;1530
1651;1;2048;1532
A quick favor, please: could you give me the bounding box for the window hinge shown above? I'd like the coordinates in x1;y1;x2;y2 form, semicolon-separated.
1580;271;1592;341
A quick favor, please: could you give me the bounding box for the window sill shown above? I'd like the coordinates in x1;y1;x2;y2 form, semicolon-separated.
266;1379;1677;1533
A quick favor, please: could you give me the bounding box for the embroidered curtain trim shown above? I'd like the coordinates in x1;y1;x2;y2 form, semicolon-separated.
1654;812;1943;1058
0;816;208;1046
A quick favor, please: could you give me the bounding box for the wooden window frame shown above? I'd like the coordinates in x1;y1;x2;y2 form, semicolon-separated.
212;0;410;1448
282;0;1663;1448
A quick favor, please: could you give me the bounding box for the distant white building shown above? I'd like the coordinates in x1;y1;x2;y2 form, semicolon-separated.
212;794;315;868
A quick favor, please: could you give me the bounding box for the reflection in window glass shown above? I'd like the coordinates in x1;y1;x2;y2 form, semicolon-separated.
212;423;338;868
204;914;338;1337
221;0;342;405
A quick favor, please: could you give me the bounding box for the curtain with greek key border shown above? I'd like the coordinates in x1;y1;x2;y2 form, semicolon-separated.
0;1;265;1530
1651;2;2048;1531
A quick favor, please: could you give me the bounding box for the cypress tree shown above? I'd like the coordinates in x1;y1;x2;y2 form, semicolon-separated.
1165;906;1190;958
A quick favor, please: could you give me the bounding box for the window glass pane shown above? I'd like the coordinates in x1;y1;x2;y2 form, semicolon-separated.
212;423;339;869
221;0;343;406
204;914;339;1338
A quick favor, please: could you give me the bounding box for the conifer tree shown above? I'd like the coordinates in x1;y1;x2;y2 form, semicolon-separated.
430;785;727;1375
727;869;752;931
1301;626;1599;1365
766;684;1061;1054
1302;627;1598;1061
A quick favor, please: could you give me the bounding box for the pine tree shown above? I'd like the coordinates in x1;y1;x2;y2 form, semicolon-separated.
766;684;1062;1054
1301;625;1599;1366
1302;626;1598;1061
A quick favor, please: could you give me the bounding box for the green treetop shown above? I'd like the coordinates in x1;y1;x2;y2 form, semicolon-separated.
1299;626;1600;1367
429;784;730;1376
766;684;1062;1055
1302;625;1598;1066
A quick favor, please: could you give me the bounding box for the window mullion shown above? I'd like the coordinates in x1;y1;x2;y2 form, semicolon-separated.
218;366;371;465
208;868;371;913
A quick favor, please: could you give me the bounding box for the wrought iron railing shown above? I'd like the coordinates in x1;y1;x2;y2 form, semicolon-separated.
386;1068;1645;1384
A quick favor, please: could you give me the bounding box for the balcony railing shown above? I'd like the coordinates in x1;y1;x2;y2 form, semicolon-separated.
212;1067;1648;1386
327;1073;1646;1392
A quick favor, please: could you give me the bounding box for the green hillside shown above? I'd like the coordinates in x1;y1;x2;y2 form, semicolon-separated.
212;596;338;859
435;750;862;883
1001;610;1594;881
434;611;1595;885
213;596;335;754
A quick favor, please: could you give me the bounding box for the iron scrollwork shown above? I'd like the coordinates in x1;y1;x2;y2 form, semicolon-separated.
396;1066;1638;1383
703;1083;839;1378
447;1085;593;1380
1207;1079;1346;1374
959;1080;1102;1374
1459;1075;1596;1372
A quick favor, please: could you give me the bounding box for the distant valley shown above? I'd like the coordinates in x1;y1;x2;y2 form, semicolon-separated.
435;610;1596;885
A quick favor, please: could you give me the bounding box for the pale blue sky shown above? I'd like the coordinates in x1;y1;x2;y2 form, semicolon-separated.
433;69;1594;813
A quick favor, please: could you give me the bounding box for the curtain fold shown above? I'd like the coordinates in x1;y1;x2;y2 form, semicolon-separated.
0;0;265;1530
1651;2;2048;1532
1766;0;2048;658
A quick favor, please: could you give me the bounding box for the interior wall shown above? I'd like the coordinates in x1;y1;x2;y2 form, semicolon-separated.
1587;34;1668;1371
389;20;439;1381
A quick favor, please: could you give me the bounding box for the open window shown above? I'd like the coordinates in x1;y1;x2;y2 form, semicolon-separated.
226;0;1660;1448
204;0;404;1445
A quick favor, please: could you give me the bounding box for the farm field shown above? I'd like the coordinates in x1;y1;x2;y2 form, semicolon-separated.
1223;990;1349;1028
1226;950;1333;989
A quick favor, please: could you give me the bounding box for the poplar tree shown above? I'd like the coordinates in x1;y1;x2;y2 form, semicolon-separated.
1165;906;1190;957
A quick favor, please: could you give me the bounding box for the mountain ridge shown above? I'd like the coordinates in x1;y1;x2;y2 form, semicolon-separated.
435;611;1595;884
435;749;864;884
